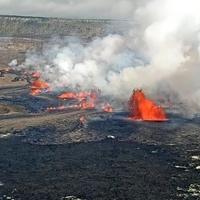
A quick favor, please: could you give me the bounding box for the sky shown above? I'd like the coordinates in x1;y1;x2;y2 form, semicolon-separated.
0;0;145;19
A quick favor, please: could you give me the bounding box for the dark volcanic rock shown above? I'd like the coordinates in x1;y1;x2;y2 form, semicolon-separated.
0;17;200;200
0;137;199;200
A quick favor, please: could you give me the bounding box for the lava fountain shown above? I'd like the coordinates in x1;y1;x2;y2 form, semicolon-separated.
129;89;167;122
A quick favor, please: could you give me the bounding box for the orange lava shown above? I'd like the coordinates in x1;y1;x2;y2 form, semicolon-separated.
58;91;91;101
58;90;98;110
102;103;113;113
129;90;167;122
31;89;43;96
77;91;91;100
79;98;95;110
30;79;50;96
58;92;77;100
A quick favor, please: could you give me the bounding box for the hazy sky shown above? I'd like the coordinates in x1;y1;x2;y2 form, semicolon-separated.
0;0;145;19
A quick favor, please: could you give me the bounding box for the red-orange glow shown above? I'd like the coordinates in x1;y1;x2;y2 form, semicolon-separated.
129;90;167;121
48;90;97;111
58;91;91;100
90;91;98;100
31;80;49;89
30;89;42;96
30;79;50;96
58;91;98;102
58;92;77;100
76;92;91;100
79;99;95;110
102;103;113;113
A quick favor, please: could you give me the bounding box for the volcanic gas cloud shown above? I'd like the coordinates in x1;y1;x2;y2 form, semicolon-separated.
13;0;200;115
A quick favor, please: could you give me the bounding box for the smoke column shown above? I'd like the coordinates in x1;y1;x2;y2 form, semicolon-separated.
17;0;200;113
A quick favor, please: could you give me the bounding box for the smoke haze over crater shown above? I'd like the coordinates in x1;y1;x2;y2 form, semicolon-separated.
12;0;200;113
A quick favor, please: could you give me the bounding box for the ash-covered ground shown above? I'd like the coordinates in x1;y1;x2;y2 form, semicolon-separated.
0;20;200;200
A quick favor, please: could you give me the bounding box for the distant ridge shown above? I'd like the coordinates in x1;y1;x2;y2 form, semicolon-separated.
0;15;128;39
0;14;130;21
0;14;120;21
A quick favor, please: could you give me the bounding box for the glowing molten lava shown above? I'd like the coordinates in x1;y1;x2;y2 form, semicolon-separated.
58;91;91;101
58;92;77;100
58;90;98;110
79;98;95;110
102;103;113;113
30;79;50;96
129;90;167;121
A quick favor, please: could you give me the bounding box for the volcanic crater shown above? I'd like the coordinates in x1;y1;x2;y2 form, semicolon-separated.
0;16;200;200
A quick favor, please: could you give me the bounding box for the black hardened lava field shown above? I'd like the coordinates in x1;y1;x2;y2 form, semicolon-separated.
0;16;200;200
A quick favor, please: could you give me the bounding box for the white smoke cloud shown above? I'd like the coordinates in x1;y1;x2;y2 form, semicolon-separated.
18;0;200;113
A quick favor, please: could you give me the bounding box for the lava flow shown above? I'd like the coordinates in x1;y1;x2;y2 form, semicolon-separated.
58;91;90;101
79;98;95;110
30;79;50;96
58;90;98;110
102;103;113;113
58;92;77;100
47;90;98;111
129;89;167;122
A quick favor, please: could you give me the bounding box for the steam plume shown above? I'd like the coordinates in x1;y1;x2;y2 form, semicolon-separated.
17;0;200;113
